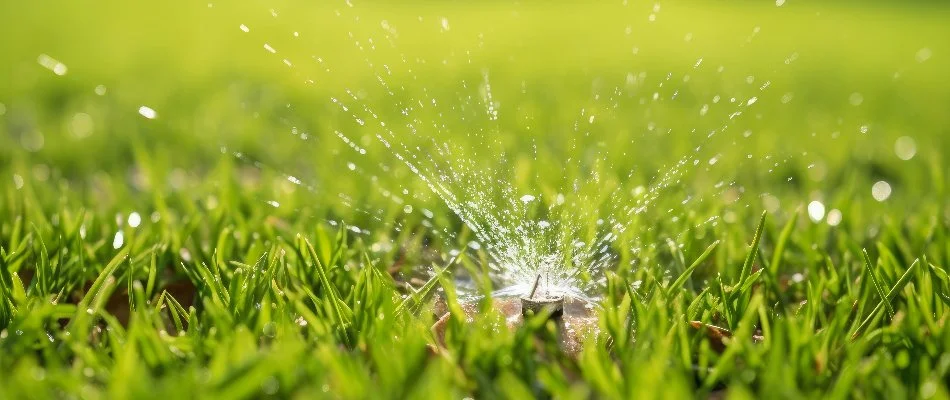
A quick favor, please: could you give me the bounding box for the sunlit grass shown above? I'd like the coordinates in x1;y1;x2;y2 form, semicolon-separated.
2;0;950;398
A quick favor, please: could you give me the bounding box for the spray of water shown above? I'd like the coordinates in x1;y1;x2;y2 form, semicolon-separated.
225;1;790;300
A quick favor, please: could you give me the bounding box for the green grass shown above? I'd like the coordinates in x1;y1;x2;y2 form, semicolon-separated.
2;0;950;398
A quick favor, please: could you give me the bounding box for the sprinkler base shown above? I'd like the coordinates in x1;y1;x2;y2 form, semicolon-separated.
432;295;597;357
520;296;565;319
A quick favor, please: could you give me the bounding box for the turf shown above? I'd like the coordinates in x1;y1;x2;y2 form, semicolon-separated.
2;1;950;398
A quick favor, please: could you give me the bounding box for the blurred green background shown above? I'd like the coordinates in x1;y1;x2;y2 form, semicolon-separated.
1;0;948;238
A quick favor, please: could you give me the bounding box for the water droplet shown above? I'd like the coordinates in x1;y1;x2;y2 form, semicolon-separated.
128;212;142;228
112;231;124;249
520;194;535;203
872;181;892;202
37;54;67;76
20;131;44;152
894;136;916;160
807;201;825;222
849;92;864;106
262;376;279;395
138;106;157;119
69;113;94;138
826;209;842;226
262;322;277;338
915;48;932;63
239;24;250;32
761;194;780;213
32;164;49;181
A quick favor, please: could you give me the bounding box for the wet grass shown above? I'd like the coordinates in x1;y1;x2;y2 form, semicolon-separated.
2;0;950;398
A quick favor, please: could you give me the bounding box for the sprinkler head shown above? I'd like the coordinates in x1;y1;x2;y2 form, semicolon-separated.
432;294;596;357
520;295;564;319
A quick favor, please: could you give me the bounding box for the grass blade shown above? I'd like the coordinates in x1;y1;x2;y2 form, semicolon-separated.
668;240;720;295
738;211;768;287
851;258;919;340
862;249;894;318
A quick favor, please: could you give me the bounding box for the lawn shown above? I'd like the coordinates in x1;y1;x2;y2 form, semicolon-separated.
1;0;950;398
